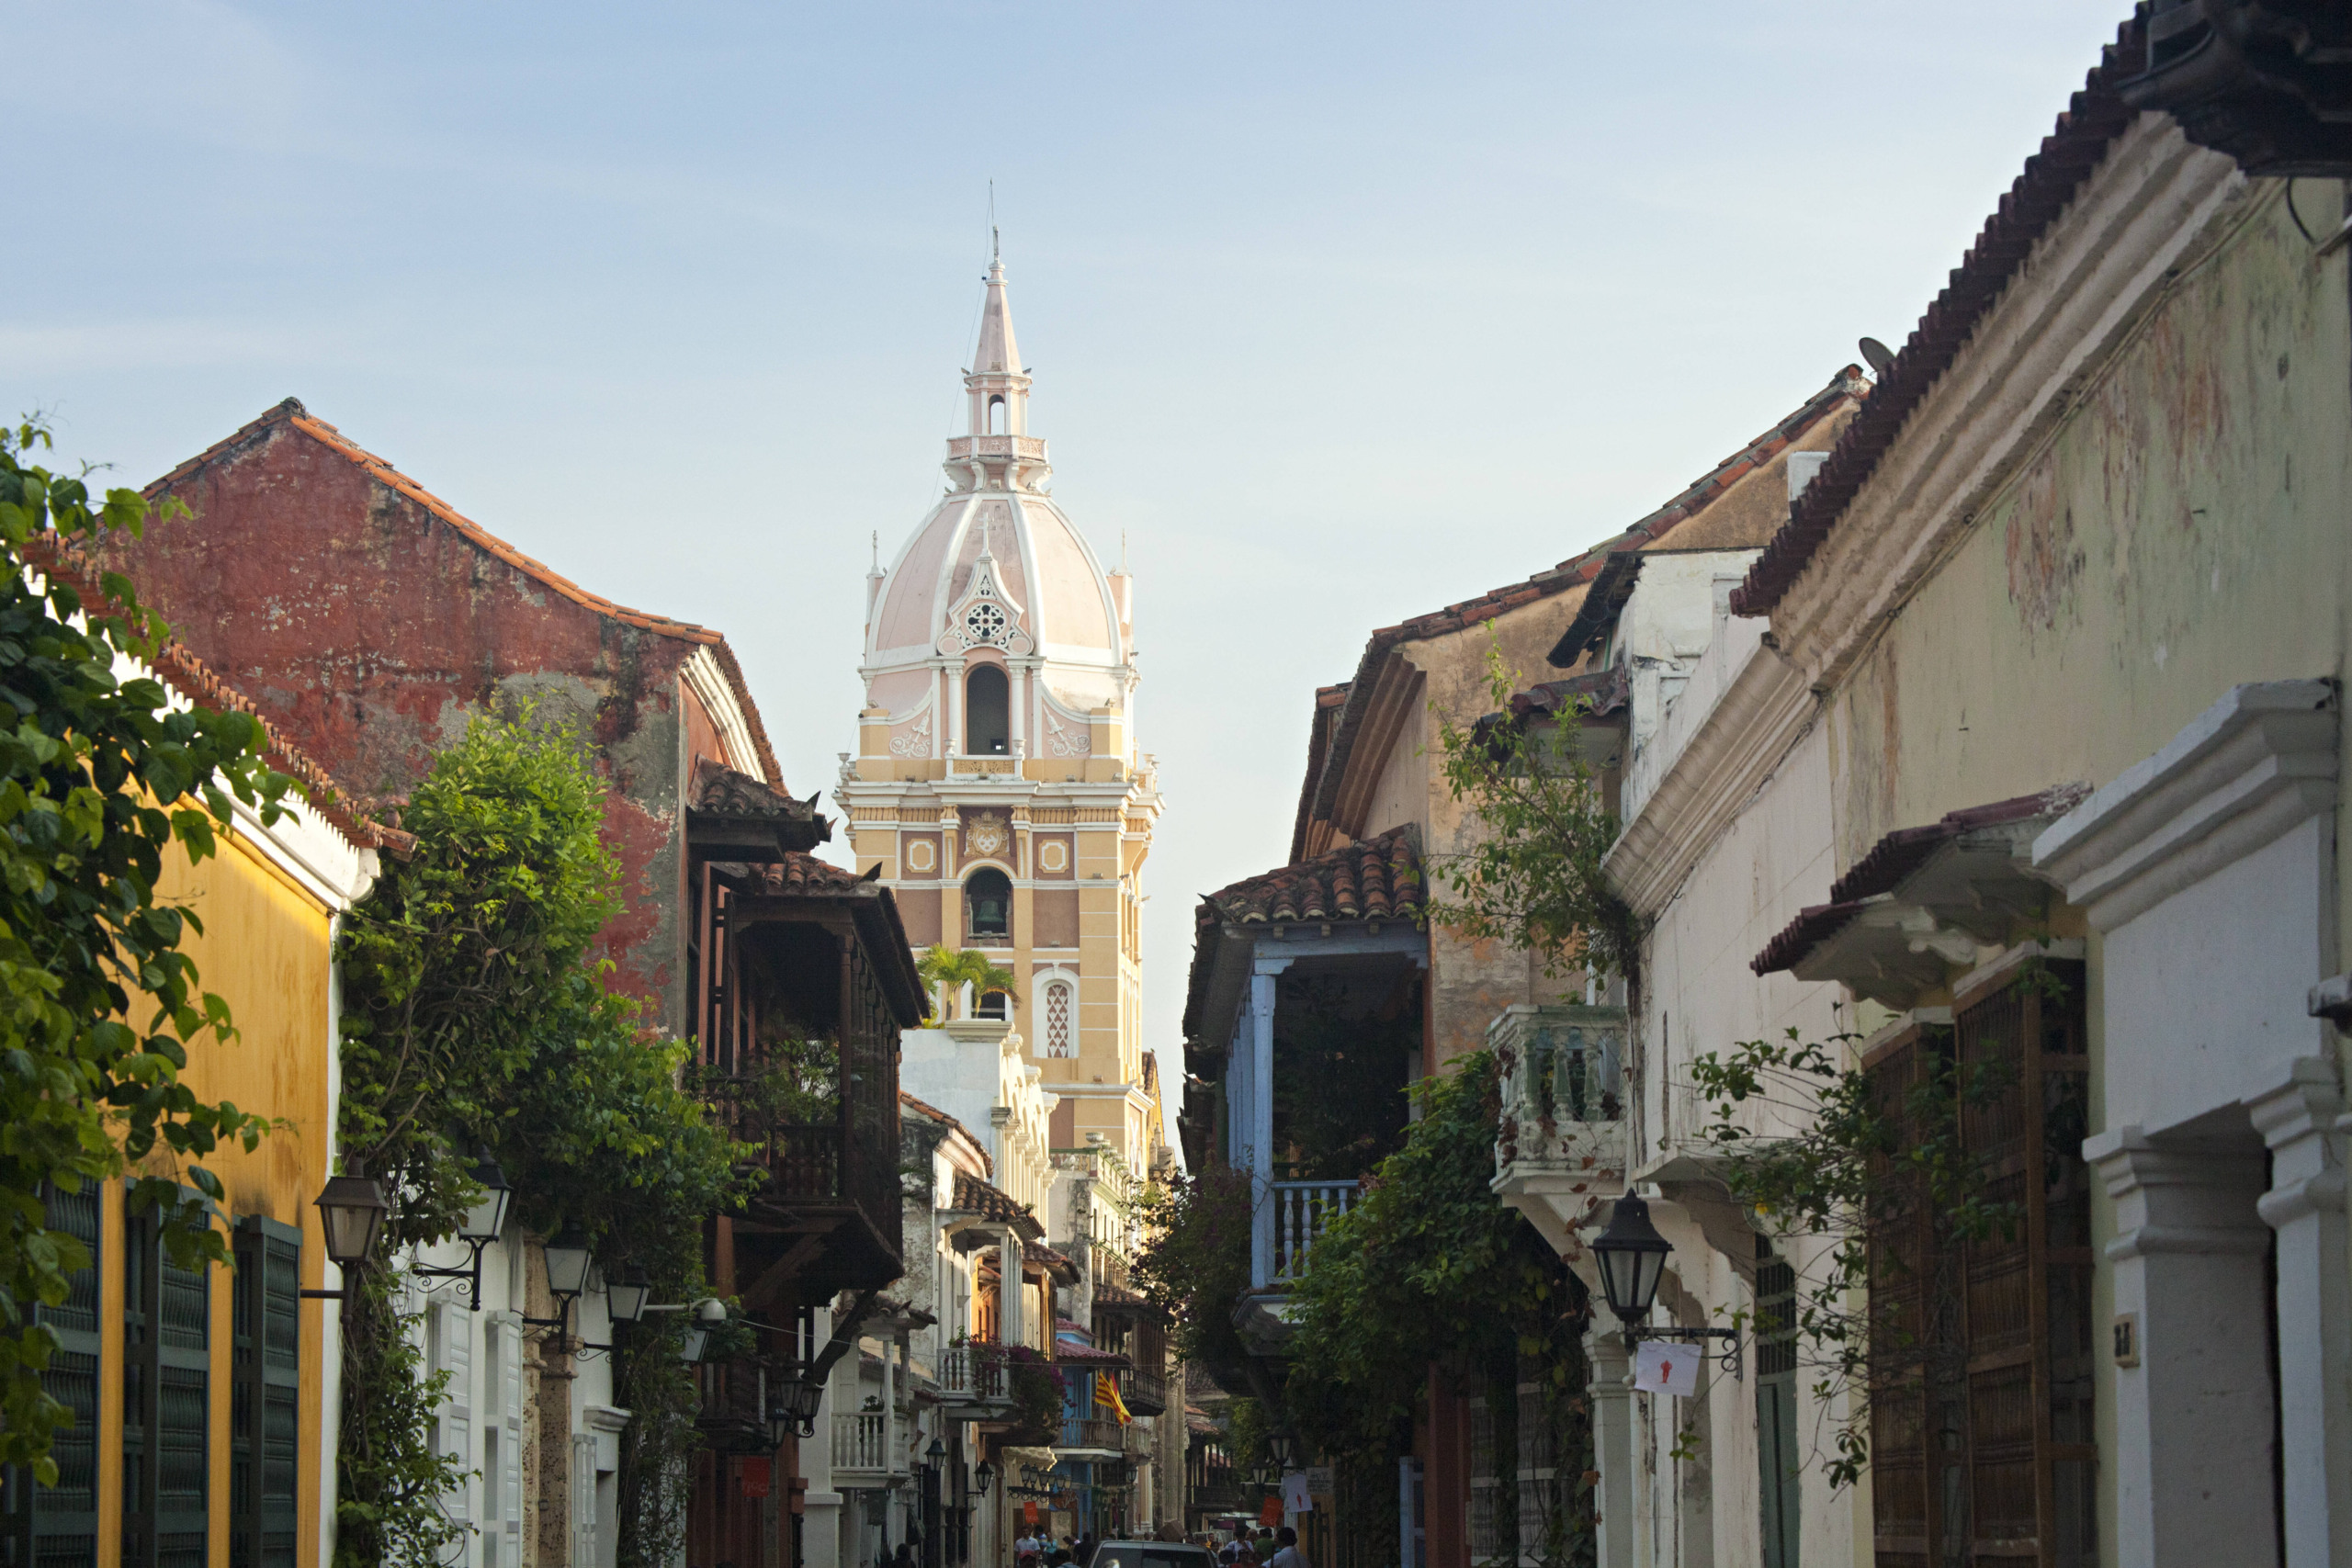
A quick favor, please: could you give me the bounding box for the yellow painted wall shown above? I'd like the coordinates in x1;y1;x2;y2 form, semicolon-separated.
89;824;341;1568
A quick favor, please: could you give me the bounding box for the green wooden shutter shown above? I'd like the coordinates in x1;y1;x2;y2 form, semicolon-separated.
232;1217;301;1568
3;1182;104;1568
121;1191;211;1568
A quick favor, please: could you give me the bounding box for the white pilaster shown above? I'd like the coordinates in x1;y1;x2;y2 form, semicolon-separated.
2086;1127;2278;1567
1250;971;1277;1288
1587;1327;1634;1568
2251;1058;2352;1568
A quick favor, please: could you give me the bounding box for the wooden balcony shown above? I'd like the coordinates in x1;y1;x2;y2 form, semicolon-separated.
1119;1367;1170;1417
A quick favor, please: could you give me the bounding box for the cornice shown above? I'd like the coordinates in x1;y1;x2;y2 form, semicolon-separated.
1771;118;2248;689
1602;641;1817;919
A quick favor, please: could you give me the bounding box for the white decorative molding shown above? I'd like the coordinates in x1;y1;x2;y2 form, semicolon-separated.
889;711;934;759
1602;633;1817;919
681;646;765;783
1770;118;2250;689
2032;680;2337;931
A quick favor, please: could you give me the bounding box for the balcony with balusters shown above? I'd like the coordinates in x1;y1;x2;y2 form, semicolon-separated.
831;1409;910;1485
1487;1003;1628;1247
935;1341;1017;1419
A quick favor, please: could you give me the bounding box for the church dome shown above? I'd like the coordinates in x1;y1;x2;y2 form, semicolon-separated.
862;252;1134;725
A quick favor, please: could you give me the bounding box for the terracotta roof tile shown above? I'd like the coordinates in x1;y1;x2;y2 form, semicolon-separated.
145;400;784;784
23;532;413;859
1199;824;1422;931
900;1090;993;1178
950;1169;1041;1236
1730;17;2144;618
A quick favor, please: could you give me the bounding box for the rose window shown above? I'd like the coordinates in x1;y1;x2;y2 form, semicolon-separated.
965;603;1010;645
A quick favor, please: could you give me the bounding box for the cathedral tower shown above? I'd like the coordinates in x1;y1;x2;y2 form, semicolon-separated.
839;249;1164;1174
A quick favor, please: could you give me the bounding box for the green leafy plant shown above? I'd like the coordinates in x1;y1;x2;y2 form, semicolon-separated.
1283;1053;1594;1568
1429;637;1635;982
1688;1022;2018;1489
915;943;1017;1023
0;419;291;1483
1132;1164;1255;1384
334;714;755;1566
1002;1343;1068;1443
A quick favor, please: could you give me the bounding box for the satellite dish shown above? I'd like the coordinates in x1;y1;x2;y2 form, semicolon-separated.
1859;337;1896;376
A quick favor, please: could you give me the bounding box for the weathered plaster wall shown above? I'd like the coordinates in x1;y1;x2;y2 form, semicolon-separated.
1830;185;2352;896
121;420;709;1026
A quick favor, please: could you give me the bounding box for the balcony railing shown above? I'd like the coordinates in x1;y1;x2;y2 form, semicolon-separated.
1490;1004;1628;1215
1059;1416;1125;1454
832;1412;903;1475
693;1359;775;1453
1119;1367;1170;1417
938;1343;1012;1409
1269;1179;1359;1282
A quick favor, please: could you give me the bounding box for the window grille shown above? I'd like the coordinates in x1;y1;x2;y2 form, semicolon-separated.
1045;982;1073;1057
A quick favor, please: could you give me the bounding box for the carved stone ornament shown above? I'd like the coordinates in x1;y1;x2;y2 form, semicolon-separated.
966;810;1010;859
889;712;933;758
1043;711;1091;758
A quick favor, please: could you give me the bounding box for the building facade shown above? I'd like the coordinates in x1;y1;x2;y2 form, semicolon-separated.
839;251;1166;1174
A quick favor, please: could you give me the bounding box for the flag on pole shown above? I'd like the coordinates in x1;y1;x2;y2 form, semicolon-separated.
1094;1371;1132;1425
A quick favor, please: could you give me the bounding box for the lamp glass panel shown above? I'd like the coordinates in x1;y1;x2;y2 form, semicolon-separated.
322;1202;376;1265
459;1186;509;1244
1594;1246;1638;1317
544;1233;593;1296
1634;1249;1667;1315
606;1279;651;1323
680;1326;709;1363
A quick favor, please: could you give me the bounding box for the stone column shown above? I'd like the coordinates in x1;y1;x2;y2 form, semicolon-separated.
2086;1126;2278;1567
1586;1328;1634;1568
2250;1058;2352;1568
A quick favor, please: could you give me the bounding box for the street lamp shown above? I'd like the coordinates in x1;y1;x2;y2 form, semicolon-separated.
605;1270;652;1325
1589;1194;1671;1329
1587;1192;1741;1379
522;1221;595;1343
975;1461;997;1497
1266;1432;1299;1470
303;1162;390;1319
774;1377;824;1438
412;1145;513;1311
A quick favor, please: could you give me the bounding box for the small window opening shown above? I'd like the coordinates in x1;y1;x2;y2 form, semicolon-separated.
988;394;1007;435
966;869;1012;942
966;665;1010;755
978;990;1010;1021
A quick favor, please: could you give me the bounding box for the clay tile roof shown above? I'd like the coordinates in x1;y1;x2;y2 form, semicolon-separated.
1294;367;1866;862
1751;785;2094;976
951;1170;1040;1237
1024;1240;1079;1280
146;400;784;783
22;532;413;859
1730;16;2144;619
1199;824;1423;931
695;756;821;823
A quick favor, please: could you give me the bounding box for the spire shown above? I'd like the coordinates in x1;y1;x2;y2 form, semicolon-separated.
971;253;1023;385
950;236;1046;494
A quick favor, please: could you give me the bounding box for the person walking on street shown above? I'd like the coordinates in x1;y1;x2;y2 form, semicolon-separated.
1264;1529;1303;1568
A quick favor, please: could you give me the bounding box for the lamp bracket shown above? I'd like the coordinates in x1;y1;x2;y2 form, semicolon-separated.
1626;1324;1742;1382
409;1236;494;1312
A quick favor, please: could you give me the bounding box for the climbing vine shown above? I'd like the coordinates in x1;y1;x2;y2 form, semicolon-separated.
1133;1163;1256;1385
1428;638;1636;984
0;420;291;1483
1689;1018;2018;1489
334;714;754;1566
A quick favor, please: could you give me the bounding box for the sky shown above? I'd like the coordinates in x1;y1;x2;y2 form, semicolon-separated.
6;0;2134;1111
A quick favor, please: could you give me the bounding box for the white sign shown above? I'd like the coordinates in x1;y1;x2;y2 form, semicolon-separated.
1282;1472;1314;1515
1633;1338;1702;1397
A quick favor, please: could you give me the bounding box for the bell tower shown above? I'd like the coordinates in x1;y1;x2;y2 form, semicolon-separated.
838;249;1164;1180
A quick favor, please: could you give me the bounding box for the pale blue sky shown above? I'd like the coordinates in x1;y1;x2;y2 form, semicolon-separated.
6;0;2131;1084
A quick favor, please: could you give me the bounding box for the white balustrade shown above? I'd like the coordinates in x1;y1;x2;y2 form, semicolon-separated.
1269;1179;1360;1281
831;1412;892;1472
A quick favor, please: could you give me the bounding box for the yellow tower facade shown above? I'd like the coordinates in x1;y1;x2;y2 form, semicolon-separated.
837;248;1164;1175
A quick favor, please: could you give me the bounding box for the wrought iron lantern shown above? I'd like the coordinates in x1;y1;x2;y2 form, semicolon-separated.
1589;1194;1671;1327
